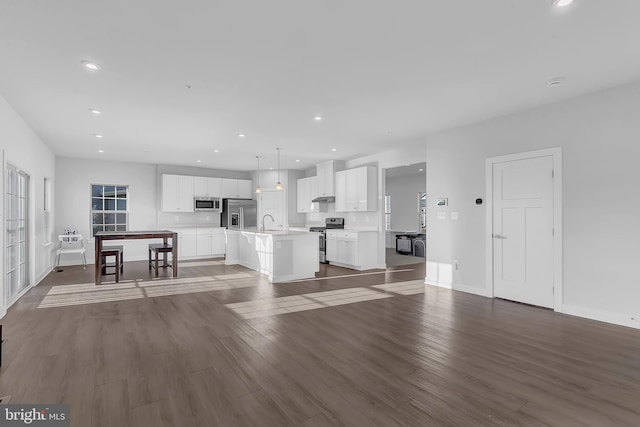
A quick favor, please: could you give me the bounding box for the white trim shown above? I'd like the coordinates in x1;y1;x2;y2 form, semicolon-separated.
562;304;640;330
485;147;563;311
4;282;35;312
425;278;492;297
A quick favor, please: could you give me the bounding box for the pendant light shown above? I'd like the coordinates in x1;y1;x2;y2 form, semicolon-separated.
275;147;283;190
255;156;261;193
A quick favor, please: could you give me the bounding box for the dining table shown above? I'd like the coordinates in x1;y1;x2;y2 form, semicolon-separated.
94;230;178;285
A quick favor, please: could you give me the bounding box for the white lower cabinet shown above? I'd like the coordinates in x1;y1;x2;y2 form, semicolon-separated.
175;228;226;259
178;229;197;258
211;230;226;255
326;230;377;270
196;229;213;256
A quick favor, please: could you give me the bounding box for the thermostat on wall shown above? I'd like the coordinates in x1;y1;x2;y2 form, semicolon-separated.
436;198;448;206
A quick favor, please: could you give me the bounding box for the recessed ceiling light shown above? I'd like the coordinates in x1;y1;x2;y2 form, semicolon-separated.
331;148;337;152
94;134;103;138
97;149;104;153
269;167;274;170
196;160;202;163
419;168;424;172
238;133;246;138
295;159;300;162
546;77;565;87
314;116;323;121
89;109;102;115
553;0;575;8
81;60;100;71
213;149;219;153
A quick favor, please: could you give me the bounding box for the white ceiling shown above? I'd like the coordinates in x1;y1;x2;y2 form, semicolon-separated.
2;1;640;171
385;162;426;179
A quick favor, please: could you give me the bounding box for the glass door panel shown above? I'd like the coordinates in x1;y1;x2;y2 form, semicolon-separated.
5;164;29;303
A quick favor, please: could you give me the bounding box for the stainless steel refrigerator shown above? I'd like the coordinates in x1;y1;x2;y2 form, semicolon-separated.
221;199;257;230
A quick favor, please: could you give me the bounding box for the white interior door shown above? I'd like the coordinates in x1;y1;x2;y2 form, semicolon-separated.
493;155;554;308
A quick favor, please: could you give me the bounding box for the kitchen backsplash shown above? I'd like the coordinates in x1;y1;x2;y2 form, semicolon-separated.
158;211;222;228
305;204;381;230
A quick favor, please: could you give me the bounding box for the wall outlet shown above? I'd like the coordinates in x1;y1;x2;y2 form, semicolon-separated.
206;215;210;221
174;216;179;221
453;259;459;270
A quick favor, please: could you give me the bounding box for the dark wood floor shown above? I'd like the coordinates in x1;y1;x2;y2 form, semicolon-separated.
1;259;639;426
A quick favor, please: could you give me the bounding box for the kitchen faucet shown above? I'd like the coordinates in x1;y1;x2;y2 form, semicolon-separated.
261;214;275;232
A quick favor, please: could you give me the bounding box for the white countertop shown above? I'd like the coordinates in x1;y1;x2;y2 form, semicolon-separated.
167;226;225;230
227;228;313;237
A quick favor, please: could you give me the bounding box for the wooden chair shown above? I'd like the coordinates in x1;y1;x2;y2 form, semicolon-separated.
55;234;87;270
149;243;173;277
101;245;124;283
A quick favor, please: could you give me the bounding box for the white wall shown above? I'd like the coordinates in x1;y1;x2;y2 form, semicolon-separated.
425;79;640;328
55;157;158;264
386;173;425;232
0;94;56;317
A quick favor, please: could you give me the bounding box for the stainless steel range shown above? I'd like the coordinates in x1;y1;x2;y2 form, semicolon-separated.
310;217;344;264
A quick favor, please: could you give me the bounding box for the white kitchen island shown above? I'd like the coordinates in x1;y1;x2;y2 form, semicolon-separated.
225;229;319;283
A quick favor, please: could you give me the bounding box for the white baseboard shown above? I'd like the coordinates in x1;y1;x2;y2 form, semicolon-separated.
0;306;6;319
561;304;640;330
424;278;492;298
36;268;51;286
422;276;640;330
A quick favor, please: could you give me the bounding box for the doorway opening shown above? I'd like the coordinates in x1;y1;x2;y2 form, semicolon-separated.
384;162;426;267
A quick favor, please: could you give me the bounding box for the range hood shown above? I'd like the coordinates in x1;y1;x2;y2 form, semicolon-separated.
312;195;335;203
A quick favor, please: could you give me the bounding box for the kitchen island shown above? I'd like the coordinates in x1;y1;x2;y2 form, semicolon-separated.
225;229;319;283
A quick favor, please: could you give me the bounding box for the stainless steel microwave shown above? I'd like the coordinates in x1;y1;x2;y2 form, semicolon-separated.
194;197;222;212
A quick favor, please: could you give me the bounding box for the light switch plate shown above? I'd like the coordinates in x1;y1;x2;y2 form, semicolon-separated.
437;211;447;220
451;212;459;220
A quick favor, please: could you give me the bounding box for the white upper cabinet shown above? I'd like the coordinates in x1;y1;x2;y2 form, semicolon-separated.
315;160;345;198
335;166;378;212
222;178;253;199
194;177;222;197
237;179;253;199
297;176;325;213
162;174;194;212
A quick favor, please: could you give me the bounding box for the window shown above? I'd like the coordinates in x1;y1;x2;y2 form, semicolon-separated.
384;195;391;230
91;184;128;237
43;177;52;243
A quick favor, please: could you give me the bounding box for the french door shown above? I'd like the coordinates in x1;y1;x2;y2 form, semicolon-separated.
5;164;29;303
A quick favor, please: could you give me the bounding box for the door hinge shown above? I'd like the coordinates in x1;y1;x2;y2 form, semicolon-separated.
552;227;555;236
